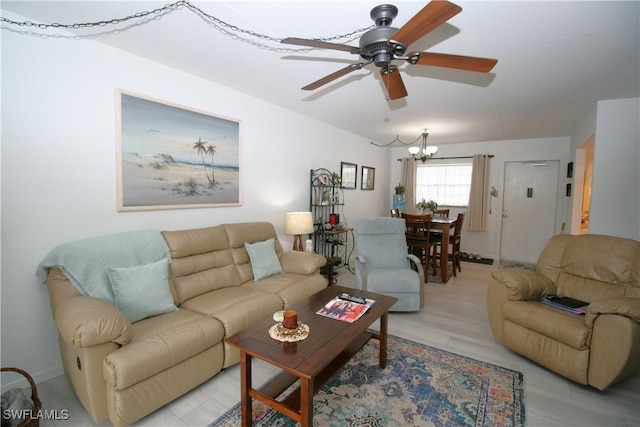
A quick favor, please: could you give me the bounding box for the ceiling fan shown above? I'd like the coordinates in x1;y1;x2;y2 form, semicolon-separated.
281;0;497;100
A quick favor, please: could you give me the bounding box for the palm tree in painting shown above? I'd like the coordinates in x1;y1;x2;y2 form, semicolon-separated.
193;138;212;184
206;144;217;185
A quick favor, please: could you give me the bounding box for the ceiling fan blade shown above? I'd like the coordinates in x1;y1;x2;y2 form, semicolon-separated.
281;37;359;54
391;0;462;48
302;63;365;90
411;52;497;72
380;66;408;100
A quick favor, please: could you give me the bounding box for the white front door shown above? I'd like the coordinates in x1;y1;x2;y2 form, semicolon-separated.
500;160;559;263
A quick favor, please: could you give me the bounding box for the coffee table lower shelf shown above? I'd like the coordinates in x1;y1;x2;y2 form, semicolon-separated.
249;331;374;422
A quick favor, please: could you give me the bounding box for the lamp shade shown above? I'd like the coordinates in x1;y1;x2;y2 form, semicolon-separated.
424;145;438;156
285;212;314;235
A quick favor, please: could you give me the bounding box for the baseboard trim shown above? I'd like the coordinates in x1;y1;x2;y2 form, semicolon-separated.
4;364;66;388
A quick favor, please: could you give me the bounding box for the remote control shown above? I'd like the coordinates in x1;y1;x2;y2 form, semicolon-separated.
339;293;366;304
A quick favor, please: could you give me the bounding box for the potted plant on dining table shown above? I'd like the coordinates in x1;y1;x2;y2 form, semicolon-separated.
417;198;438;214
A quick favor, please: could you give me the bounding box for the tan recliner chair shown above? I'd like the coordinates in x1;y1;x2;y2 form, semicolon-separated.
487;234;640;390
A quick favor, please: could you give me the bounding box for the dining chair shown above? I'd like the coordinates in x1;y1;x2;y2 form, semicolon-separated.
432;212;465;276
429;209;449;241
390;208;401;218
432;209;450;217
401;213;436;276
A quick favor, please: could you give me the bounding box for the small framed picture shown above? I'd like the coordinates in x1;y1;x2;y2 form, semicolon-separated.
361;166;375;190
340;162;357;189
567;162;573;178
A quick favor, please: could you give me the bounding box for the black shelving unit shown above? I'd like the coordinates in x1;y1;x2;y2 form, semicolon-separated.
310;168;353;269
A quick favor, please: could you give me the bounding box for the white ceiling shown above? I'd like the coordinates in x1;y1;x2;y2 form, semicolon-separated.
3;0;639;145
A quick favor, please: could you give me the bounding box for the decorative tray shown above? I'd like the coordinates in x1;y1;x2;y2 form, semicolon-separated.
268;322;309;342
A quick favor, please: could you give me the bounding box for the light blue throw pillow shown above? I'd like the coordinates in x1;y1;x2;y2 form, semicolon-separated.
108;258;177;323
245;238;283;281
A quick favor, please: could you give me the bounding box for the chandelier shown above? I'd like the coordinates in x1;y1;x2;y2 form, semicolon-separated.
409;130;438;162
370;129;438;162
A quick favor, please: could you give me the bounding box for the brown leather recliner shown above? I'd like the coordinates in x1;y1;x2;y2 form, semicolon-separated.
487;234;640;390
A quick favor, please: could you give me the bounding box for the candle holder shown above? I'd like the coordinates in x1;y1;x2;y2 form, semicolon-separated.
283;310;298;329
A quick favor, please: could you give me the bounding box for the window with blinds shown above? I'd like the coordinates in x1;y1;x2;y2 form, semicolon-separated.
415;163;473;207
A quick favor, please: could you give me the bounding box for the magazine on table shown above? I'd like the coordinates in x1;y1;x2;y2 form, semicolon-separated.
541;295;589;315
316;293;375;323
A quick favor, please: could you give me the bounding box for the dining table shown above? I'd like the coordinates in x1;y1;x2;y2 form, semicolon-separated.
430;216;458;282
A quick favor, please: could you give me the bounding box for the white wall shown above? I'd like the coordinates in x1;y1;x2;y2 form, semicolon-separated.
0;14;390;384
389;137;571;260
590;98;640;239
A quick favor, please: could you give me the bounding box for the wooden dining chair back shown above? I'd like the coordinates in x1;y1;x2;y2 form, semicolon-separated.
401;213;435;275
429;209;449;240
433;209;450;218
390;208;401;218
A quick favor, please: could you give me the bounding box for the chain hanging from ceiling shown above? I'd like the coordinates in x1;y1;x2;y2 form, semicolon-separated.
370;134;423;147
0;0;374;44
370;129;439;162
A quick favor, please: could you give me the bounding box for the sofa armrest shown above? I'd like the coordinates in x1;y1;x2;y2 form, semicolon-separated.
55;296;132;348
406;254;425;282
586;298;640;390
279;251;326;275
586;298;640;328
490;269;556;301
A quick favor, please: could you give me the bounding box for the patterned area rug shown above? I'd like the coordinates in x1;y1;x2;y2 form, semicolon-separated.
209;335;525;427
426;262;454;284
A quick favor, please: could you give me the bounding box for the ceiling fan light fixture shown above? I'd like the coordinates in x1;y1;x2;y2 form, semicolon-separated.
281;0;498;100
374;52;393;68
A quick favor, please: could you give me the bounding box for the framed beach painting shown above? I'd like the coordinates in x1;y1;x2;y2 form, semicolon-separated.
116;89;241;211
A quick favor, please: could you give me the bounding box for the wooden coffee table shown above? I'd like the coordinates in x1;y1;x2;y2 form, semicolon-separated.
225;285;398;427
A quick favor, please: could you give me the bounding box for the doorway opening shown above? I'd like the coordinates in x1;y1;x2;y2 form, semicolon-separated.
571;136;594;235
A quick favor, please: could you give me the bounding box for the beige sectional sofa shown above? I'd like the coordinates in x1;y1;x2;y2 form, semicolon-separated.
42;222;328;426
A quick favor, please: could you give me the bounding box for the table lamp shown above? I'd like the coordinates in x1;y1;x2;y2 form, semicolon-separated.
285;212;314;251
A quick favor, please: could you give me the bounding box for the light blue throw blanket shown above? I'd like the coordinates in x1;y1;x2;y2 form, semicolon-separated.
37;230;171;305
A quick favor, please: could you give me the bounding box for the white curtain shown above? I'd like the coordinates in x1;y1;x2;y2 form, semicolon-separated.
467;154;491;231
401;158;417;214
